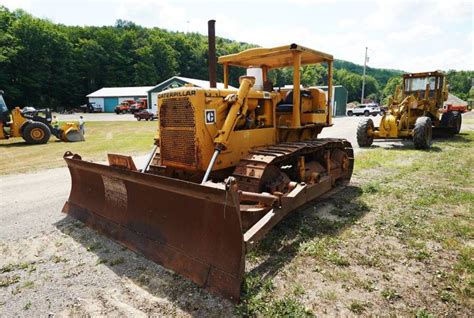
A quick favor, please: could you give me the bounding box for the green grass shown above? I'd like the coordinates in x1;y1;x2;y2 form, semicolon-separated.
349;300;370;314
109;257;125;266
241;131;473;315
0;121;156;175
0;275;20;287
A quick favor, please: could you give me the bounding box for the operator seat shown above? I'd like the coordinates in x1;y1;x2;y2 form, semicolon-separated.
276;89;312;113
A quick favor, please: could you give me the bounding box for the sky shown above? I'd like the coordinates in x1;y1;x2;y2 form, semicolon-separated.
1;0;473;72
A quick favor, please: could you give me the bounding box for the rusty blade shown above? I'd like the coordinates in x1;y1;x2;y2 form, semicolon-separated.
62;155;245;302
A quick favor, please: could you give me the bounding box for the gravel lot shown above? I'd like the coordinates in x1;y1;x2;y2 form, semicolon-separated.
0;113;472;316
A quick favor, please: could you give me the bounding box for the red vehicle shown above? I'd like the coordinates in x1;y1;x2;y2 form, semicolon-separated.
130;98;148;114
134;109;157;121
114;100;136;114
442;103;470;113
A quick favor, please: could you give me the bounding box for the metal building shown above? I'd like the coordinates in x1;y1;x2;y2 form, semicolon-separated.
147;76;232;112
86;86;154;113
314;85;348;117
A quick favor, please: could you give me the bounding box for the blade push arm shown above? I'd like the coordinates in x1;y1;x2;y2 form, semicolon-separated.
202;76;255;184
214;76;255;149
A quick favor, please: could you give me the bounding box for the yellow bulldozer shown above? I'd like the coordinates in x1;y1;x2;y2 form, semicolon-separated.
62;21;354;302
0;90;84;144
357;71;462;149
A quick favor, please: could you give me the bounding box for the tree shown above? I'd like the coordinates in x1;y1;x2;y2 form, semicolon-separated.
446;70;473;101
0;6;470;110
382;76;402;104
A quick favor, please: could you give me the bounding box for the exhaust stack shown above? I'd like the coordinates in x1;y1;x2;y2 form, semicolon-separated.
208;19;217;88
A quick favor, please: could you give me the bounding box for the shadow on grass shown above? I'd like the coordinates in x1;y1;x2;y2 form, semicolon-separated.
0;140;63;148
0;141;31;147
366;131;471;152
238;185;367;312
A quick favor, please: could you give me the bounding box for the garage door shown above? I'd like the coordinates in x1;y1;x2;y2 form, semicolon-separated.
104;98;118;113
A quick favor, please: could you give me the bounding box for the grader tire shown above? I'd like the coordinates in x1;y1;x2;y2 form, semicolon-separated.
440;111;462;134
22;122;51;144
413;117;432;149
451;111;462;134
357;118;374;147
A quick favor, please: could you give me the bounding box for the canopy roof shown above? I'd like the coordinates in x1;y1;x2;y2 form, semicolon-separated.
403;71;444;78
218;44;333;69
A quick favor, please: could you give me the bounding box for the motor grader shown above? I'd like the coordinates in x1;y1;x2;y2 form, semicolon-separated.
62;21;353;302
0;91;84;144
357;71;462;149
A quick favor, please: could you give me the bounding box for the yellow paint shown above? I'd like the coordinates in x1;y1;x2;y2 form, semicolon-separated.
374;71;448;140
157;44;335;173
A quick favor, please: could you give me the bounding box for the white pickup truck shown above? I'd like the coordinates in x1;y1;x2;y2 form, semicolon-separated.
347;104;381;116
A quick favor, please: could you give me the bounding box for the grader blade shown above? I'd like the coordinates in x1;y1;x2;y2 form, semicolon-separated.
62;153;245;301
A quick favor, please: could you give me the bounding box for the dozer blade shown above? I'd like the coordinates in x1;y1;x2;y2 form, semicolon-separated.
62;128;85;142
62;152;244;301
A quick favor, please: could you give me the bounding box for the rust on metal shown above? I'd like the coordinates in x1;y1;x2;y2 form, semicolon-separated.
159;97;197;169
107;154;137;171
63;153;244;301
62;138;353;302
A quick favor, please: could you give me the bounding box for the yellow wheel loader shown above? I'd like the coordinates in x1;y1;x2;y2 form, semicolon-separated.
357;71;461;149
0;91;84;144
62;21;354;302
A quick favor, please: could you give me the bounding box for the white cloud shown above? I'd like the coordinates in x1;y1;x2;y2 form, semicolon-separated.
1;0;472;71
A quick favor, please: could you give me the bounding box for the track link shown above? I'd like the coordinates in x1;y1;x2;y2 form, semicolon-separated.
232;138;354;193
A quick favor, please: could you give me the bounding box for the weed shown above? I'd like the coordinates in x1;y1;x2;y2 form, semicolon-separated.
299;237;338;258
415;308;435;318
0;262;33;273
236;276;312;316
414;250;431;261
0;264;15;274
22;280;34;289
325;251;350;267
320;290;338;301
109;257;125;266
234;274;275;316
361;181;381;194
86;241;103;252
266;297;314;317
96;258;108;265
292;283;305;296
381;288;401;301
51;255;69;264
349;300;369;314
353;277;376;292
455;247;474;273
0;275;20;287
356;253;382;268
23;302;31;310
440;290;456;303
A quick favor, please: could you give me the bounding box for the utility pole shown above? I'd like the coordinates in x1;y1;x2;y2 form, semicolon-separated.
361;46;368;103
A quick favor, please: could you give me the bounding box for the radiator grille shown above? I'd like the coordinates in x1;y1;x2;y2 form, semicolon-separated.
160;98;196;167
160;98;195;128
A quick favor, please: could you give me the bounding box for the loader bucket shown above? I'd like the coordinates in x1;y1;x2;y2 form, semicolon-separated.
62;128;84;142
62;152;245;301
